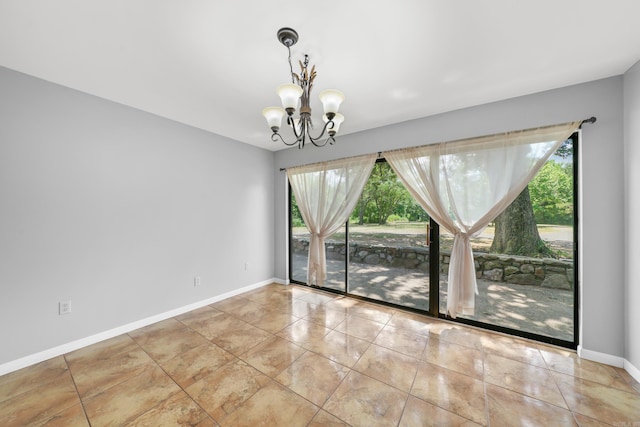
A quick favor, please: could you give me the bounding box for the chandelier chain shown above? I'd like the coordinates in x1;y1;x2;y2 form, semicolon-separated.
287;45;295;84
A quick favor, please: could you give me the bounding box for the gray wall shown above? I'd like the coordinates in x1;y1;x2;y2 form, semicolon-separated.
0;67;275;365
624;60;640;370
1;63;632;368
274;77;626;359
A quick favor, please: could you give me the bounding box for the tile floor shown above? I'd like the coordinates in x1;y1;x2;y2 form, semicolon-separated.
1;283;639;426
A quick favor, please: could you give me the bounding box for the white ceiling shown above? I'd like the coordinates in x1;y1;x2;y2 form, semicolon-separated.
1;1;639;151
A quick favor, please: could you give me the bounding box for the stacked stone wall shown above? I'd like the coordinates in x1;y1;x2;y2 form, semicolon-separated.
292;237;573;290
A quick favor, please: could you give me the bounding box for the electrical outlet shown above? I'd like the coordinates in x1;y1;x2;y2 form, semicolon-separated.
59;300;71;315
244;262;249;271
194;276;201;287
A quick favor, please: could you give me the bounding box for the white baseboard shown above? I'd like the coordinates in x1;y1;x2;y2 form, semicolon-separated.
569;347;640;382
273;277;287;285
577;345;625;367
624;358;640;383
0;279;276;376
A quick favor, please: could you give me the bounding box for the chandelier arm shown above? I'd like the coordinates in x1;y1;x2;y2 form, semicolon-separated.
305;118;336;146
270;132;301;147
273;117;336;149
309;135;335;147
288;115;304;141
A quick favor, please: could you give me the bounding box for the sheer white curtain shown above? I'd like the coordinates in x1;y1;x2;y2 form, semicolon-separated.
287;154;376;287
384;121;581;318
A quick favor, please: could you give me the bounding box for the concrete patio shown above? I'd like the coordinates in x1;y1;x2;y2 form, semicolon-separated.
292;253;574;342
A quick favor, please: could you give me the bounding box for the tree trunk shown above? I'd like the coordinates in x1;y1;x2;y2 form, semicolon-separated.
490;186;552;257
357;199;366;225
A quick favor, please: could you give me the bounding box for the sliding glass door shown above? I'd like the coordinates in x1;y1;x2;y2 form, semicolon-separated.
288;132;578;348
347;220;430;311
290;161;431;312
290;192;346;291
437;133;578;346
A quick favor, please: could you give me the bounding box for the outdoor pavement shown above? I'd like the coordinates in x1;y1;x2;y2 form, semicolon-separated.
292;253;574;342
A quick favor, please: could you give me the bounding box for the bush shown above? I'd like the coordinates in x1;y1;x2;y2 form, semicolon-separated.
387;214;409;223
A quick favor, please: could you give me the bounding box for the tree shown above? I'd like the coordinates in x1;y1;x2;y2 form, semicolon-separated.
528;160;573;225
490;186;553;257
490;137;574;257
354;186;372;225
395;197;430;222
355;162;410;225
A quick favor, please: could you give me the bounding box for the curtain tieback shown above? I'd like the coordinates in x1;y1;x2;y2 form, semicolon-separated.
453;232;471;243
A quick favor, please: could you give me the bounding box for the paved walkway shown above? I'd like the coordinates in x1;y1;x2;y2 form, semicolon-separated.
292;254;574;342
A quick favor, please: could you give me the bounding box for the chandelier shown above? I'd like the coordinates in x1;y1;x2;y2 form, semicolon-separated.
262;28;345;149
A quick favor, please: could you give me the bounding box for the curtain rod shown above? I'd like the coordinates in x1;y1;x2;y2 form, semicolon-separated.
580;116;597;127
278;151;377;172
279;117;596;171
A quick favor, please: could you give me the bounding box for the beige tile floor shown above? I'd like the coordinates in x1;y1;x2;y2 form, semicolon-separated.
1;283;639;426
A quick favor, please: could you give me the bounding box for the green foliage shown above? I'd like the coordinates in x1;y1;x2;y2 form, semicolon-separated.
368;163;409;224
290;193;305;227
528;160;574;225
291;217;305;227
554;136;574;159
351;162;429;225
394;197;430;222
386;214;409;223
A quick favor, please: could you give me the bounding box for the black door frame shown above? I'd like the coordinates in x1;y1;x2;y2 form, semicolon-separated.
287;136;579;349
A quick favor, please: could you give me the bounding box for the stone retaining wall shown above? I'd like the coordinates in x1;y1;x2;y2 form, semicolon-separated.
292;237;573;290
